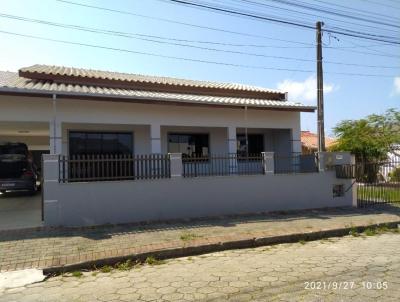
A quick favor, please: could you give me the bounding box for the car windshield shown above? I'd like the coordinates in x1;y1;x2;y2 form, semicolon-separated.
0;145;27;156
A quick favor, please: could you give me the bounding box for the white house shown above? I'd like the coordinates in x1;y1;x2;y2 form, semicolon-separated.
0;65;355;227
0;64;315;160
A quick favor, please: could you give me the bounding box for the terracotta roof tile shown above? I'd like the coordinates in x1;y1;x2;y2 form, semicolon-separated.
301;131;336;150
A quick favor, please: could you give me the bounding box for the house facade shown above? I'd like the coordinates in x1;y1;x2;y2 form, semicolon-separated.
0;65;356;227
0;65;315;161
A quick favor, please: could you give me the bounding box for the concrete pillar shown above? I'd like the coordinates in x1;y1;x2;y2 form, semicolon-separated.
42;154;61;226
169;153;183;177
49;120;62;154
291;128;302;154
262;152;275;174
350;154;357;207
227;126;237;154
150;124;161;154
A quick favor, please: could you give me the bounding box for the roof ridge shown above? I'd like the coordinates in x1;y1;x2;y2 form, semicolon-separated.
18;64;283;94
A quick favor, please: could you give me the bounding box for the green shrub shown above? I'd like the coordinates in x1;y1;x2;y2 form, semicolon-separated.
145;256;165;266
389;167;400;182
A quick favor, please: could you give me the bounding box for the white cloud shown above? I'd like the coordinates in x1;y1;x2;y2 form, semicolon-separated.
392;77;400;96
277;76;336;104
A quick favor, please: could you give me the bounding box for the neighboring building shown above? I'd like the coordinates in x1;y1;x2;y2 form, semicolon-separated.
0;65;315;158
300;131;336;154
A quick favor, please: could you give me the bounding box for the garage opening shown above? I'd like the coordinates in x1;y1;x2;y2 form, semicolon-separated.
0;122;49;230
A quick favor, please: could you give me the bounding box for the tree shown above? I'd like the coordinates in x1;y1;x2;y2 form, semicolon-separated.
389;167;400;182
331;109;400;162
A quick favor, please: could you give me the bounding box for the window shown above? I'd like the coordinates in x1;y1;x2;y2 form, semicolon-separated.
237;134;264;156
69;132;133;156
168;133;209;158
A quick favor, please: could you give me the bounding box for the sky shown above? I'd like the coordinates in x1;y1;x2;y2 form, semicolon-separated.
0;0;399;136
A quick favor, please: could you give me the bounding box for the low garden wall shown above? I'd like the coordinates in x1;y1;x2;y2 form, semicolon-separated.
43;154;355;227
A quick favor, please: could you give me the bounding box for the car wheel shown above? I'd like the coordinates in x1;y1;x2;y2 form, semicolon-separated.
28;181;38;195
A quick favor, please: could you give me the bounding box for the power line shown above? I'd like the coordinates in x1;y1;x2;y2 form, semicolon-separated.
267;0;400;29
2;13;399;69
325;45;400;58
231;0;400;35
165;0;316;29
56;0;400;50
361;0;400;10
0;30;397;78
310;0;400;22
165;0;400;44
0;13;314;49
55;0;312;46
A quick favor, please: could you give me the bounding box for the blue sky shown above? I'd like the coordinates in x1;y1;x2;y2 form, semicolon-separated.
0;0;399;136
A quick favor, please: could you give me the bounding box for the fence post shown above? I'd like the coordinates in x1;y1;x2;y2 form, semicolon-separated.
262;152;274;174
350;154;358;207
169;153;183;177
42;154;61;226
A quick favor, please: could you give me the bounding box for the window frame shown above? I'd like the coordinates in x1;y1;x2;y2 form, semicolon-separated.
236;133;264;157
167;132;210;159
68;130;134;157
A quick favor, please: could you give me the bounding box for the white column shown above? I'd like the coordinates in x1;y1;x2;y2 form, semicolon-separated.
49;120;62;155
227;126;237;154
291;127;302;154
169;153;183;177
150;124;161;154
262;152;275;174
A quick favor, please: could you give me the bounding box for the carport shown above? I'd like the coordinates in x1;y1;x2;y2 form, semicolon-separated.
0;121;49;230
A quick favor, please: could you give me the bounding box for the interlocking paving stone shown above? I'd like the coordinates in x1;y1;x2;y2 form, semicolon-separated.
0;205;399;273
0;233;399;301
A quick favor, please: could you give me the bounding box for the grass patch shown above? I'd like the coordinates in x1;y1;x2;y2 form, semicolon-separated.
363;227;378;236
100;265;113;273
116;259;133;271
298;240;306;245
71;271;83;278
180;232;202;241
349;227;360;237
357;186;400;203
145;256;166;266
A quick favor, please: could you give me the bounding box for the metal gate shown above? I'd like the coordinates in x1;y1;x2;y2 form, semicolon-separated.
336;159;400;207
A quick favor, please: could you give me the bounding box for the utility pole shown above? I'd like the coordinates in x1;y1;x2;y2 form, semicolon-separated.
316;21;325;152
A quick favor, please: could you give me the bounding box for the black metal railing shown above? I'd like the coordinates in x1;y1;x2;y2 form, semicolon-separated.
183;153;264;177
335;158;400;207
274;154;318;174
59;154;170;182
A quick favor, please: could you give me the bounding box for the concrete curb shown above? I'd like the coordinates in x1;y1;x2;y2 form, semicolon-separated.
43;221;400;275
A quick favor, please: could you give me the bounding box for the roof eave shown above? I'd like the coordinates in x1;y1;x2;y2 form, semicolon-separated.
0;87;316;112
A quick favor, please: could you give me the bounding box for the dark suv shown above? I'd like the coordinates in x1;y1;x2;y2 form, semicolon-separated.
0;142;39;194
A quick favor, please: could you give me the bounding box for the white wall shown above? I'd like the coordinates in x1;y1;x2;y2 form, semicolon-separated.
0;135;49;150
0;95;302;154
43;164;353;227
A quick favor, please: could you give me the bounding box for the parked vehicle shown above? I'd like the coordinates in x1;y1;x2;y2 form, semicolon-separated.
0;142;39;194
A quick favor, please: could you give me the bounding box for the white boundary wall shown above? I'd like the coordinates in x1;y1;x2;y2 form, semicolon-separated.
43;154;355;227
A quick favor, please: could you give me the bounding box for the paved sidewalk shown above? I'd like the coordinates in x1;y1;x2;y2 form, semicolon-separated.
1;233;399;301
0;205;399;272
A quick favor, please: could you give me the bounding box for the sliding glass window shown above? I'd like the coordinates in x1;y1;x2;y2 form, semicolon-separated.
237;134;264;156
69;131;133;156
168;133;209;158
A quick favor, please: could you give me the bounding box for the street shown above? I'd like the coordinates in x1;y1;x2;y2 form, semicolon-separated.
1;233;399;302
